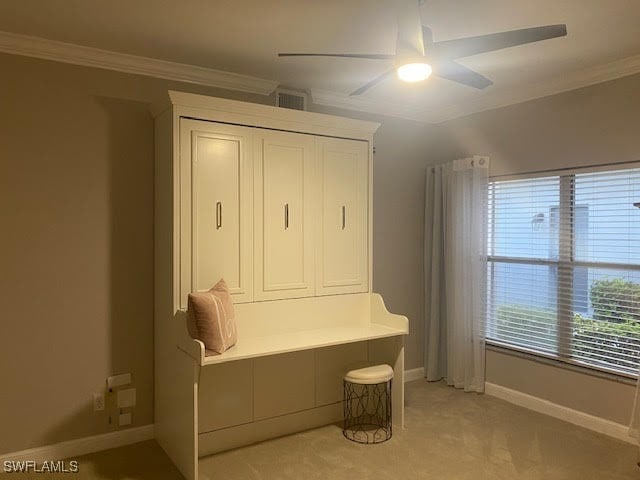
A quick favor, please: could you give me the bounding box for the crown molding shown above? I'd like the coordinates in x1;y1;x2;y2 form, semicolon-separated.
310;89;431;123
433;53;640;123
312;54;640;124
0;30;279;96
1;29;638;123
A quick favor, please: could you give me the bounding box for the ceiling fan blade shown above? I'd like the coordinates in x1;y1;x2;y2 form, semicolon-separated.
278;53;395;60
349;69;396;96
430;24;567;59
396;0;425;57
433;60;493;90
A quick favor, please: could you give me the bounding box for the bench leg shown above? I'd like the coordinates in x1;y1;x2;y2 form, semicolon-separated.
368;336;404;430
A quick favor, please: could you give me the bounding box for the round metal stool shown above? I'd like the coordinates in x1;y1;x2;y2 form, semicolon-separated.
343;364;393;444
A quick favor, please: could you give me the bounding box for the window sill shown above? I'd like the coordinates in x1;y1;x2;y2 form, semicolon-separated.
485;341;638;386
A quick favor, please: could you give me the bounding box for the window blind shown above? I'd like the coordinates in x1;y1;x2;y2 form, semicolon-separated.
487;167;640;376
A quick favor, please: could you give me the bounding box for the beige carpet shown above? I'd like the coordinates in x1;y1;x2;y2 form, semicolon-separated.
30;380;639;479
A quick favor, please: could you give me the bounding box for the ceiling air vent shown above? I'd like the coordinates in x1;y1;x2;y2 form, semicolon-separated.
276;89;307;111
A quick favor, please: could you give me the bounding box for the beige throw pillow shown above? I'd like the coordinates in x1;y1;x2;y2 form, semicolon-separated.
187;279;237;354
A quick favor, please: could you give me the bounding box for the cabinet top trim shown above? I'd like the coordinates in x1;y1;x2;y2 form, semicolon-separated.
161;90;380;140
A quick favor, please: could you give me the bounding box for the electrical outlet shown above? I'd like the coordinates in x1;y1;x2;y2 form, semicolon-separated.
93;393;105;411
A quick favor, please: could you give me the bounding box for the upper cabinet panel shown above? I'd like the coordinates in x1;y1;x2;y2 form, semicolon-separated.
180;119;253;306
254;131;315;300
317;137;369;295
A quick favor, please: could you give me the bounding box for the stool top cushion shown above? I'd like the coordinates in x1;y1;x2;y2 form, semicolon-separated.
344;364;393;384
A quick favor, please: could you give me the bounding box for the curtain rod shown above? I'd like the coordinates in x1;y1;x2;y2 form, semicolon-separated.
489;159;640;180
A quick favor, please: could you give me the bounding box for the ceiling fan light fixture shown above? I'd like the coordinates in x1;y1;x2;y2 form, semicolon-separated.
397;62;432;82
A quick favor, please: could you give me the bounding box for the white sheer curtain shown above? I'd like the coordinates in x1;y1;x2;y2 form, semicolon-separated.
424;157;488;392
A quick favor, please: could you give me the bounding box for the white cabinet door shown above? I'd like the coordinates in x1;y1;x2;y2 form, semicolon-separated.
198;360;253;432
316;137;369;295
253;351;315;420
180;119;253;306
254;131;315;300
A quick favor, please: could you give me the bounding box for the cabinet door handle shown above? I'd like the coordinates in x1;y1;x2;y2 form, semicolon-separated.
341;205;346;230
284;203;289;230
216;201;222;229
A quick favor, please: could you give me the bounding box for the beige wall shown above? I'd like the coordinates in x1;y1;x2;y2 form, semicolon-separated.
486;350;635;425
0;52;268;455
440;73;640;177
369;119;449;371
0;52;439;454
440;73;640;424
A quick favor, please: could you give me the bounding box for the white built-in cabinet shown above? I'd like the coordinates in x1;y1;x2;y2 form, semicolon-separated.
155;92;408;480
179;119;369;304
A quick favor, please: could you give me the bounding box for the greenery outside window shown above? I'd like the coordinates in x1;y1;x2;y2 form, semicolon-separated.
487;167;640;377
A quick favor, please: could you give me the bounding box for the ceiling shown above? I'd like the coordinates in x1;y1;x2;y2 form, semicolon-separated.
1;0;639;122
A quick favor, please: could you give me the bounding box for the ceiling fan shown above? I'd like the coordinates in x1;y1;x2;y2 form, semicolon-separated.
278;0;567;96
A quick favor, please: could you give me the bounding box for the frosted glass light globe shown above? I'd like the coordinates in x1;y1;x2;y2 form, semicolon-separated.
397;63;432;82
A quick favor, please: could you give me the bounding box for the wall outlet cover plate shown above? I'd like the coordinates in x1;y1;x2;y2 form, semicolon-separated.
119;412;132;426
93;393;105;411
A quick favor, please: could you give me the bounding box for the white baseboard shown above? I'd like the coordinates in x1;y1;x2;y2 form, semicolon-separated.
485;382;635;444
404;367;425;383
0;424;155;463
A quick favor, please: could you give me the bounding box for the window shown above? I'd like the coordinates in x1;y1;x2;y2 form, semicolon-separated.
487;167;640;376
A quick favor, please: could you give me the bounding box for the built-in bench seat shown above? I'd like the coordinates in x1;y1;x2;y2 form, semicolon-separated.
176;293;408;367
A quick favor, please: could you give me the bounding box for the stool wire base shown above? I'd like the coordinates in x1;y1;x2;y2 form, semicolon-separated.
343;379;392;444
